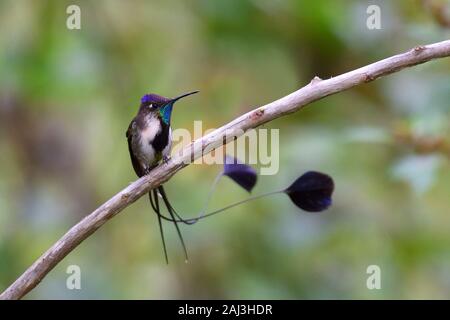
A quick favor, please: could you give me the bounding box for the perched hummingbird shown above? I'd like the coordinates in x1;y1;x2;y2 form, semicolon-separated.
126;91;335;264
126;90;199;263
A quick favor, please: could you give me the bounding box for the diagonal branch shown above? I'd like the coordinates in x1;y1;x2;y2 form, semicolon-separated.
2;40;450;300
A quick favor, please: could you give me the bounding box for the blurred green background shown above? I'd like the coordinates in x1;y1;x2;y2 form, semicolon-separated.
1;0;450;299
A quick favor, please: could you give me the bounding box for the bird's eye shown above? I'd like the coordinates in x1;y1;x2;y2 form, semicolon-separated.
148;104;155;109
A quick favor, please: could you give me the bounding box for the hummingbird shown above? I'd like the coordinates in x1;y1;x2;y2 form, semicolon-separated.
126;91;335;264
126;90;199;263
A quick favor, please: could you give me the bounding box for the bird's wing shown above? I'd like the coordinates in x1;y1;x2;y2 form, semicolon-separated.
126;119;144;177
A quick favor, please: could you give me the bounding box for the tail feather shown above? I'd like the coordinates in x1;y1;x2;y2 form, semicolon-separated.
159;190;197;225
158;186;189;262
285;171;334;212
149;190;169;264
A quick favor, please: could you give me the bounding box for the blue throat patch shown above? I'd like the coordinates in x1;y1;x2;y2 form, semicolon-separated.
159;103;174;125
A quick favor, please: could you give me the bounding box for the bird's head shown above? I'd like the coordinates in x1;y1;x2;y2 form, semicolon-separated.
139;90;199;125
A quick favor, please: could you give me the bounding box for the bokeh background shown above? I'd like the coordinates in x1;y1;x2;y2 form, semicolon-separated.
1;0;450;299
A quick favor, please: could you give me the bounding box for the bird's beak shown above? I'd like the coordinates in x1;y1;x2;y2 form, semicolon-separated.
170;90;199;103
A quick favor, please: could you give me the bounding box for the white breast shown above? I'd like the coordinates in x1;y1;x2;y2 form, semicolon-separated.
139;116;161;162
162;128;172;158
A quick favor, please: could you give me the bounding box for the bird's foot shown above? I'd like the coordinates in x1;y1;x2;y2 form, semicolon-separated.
162;155;171;164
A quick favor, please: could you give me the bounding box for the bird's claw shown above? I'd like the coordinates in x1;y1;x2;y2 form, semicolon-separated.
163;155;171;164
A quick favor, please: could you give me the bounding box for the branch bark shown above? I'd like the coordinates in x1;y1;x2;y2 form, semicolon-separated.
2;40;450;300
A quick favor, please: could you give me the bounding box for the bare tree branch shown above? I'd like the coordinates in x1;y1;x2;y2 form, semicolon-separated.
1;40;450;300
